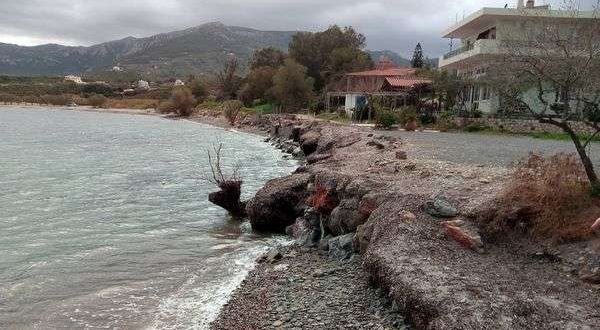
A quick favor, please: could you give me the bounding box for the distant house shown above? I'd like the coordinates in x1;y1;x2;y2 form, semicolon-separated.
137;80;150;91
111;66;124;72
64;75;85;85
174;79;185;86
327;57;432;114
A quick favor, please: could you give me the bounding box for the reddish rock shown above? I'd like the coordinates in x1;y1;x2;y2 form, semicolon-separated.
442;220;484;253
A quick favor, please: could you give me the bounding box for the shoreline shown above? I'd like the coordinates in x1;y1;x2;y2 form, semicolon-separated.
3;105;600;329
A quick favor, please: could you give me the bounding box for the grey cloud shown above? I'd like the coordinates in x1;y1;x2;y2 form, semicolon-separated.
0;0;593;57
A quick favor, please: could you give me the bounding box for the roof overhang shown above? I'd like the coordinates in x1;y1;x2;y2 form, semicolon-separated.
443;7;598;39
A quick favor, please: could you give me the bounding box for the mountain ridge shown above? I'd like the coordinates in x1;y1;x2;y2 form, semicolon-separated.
0;22;410;78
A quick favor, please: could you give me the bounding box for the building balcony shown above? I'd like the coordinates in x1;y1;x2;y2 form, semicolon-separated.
439;39;500;69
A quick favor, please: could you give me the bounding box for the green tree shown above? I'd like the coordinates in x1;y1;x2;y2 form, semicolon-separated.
169;87;197;117
189;79;208;102
411;43;424;68
289;25;372;91
239;66;277;106
216;55;243;101
250;47;286;70
271;59;314;112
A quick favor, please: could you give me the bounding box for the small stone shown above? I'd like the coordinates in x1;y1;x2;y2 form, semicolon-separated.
272;320;284;327
424;196;459;218
367;140;385;150
395;151;407;160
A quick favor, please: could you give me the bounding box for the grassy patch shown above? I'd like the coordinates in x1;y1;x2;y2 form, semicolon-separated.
528;131;600;143
316;112;350;123
252;103;274;115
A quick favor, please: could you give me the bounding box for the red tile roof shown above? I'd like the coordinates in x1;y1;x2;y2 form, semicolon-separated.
347;68;417;77
385;77;432;88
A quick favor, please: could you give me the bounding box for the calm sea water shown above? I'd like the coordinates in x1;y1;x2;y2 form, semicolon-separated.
0;107;297;329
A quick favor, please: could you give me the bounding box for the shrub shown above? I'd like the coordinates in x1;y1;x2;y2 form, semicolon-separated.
41;94;71;106
223;100;244;125
436;111;456;132
477;153;599;242
189;79;208;102
169;87;196;116
88;94;107;108
397;106;417;126
375;110;398;129
157;100;175;114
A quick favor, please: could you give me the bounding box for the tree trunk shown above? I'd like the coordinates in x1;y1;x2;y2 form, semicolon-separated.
551;121;600;192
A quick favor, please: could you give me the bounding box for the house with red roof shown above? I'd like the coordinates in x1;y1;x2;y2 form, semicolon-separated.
327;56;432;114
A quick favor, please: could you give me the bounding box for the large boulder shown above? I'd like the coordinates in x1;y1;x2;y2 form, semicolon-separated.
246;173;311;233
299;130;321;156
327;198;370;236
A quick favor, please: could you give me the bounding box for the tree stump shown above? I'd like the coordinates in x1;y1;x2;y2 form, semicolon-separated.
209;180;247;218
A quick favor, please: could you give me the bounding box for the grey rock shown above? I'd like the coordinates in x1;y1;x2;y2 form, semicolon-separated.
424;196;459;218
328;233;355;260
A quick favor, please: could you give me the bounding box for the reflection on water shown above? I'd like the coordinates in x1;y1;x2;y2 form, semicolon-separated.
0;107;297;329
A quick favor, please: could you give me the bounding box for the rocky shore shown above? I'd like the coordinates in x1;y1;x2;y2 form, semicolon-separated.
203;113;600;330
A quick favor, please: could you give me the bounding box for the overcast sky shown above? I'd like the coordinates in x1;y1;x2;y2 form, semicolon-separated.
0;0;592;57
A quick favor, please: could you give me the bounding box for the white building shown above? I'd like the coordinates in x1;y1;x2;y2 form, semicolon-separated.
439;0;597;115
137;80;150;91
64;75;85;84
111;66;124;72
174;79;185;86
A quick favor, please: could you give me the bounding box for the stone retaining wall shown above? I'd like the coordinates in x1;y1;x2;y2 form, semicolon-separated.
454;117;596;135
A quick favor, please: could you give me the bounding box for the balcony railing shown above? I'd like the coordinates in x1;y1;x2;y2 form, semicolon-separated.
443;43;474;60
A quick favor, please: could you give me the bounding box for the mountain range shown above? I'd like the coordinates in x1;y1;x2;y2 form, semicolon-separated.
0;22;411;79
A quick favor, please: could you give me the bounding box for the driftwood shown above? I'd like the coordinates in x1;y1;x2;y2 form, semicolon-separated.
206;143;246;217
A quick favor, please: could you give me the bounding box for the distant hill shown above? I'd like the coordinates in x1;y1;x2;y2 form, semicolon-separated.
367;50;412;67
0;22;296;78
368;50;438;69
0;23;430;79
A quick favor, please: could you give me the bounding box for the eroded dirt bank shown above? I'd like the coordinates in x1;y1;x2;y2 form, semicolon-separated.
201;114;600;329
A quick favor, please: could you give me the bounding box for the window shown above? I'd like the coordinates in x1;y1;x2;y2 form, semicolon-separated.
481;86;490;101
472;86;480;102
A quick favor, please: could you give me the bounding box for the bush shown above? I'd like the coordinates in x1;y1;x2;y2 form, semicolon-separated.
189;79;208;102
88;94;107;108
41;94;72;106
398;106;418;126
436;111;456;132
169;87;196;116
0;93;19;104
223;100;244;125
477;153;599;242
375;110;398;129
158;101;175;114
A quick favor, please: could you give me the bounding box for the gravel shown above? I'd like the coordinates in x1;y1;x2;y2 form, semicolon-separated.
372;129;600;167
210;246;404;330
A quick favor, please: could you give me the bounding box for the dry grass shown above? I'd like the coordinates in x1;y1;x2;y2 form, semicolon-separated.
106;98;159;110
478;153;599;243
